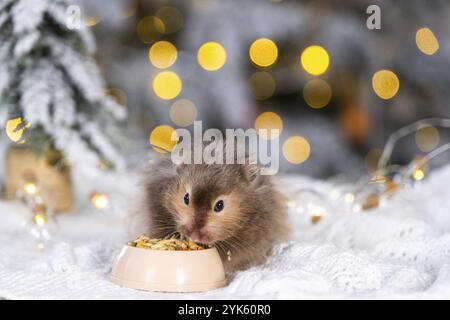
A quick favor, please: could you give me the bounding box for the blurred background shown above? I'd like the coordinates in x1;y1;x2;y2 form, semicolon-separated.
4;0;450;180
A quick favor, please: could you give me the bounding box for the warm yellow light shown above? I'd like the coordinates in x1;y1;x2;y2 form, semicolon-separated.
197;42;227;71
249;38;278;68
90;192;109;209
170;99;198;127
372;70;400;100
149;41;178;69
156;6;183;34
254;112;283;140
136;16;165;44
344;192;355;203
6;117;30;144
152;71;182;100
33;213;47;227
416;28;439;55
310;206;326;223
24;182;37;195
283;136;311;164
249;71;276;100
86;17;99;27
149;125;179;153
303;79;332;109
300;45;330;76
415;125;439;152
412;169;425;181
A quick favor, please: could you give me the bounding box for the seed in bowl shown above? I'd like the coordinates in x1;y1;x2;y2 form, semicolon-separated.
127;235;211;251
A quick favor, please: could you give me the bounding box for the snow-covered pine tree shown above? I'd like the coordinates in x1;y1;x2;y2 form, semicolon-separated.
0;0;126;170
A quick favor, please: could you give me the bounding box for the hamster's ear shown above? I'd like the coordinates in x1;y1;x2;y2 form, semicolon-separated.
243;163;264;187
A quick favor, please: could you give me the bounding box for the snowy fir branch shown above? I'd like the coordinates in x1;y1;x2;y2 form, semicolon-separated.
0;0;126;171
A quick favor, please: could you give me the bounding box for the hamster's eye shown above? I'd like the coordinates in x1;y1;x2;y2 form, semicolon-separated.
183;193;189;205
213;200;224;213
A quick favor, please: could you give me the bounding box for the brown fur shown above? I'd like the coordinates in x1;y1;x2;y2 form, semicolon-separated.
133;159;290;272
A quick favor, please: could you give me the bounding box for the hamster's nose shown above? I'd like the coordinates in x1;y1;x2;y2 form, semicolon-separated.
189;230;201;242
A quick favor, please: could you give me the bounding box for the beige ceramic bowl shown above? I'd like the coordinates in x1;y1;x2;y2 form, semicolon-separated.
111;245;227;292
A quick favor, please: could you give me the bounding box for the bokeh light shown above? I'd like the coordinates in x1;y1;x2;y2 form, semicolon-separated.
197;42;227;71
33;213;47;227
300;45;330;76
249;38;278;68
415;125;439;152
416;27;439;55
170;99;198;127
149;41;178;69
24;182;37;195
86;17;99;27
249;71;276;100
152;71;182;100
90;192;109;209
156;6;183;34
136;16;165;44
303;79;332;109
283;136;311;164
254;111;283;140
149;125;179;153
412;168;425;181
6;117;30;144
310;205;326;223
372;70;400;100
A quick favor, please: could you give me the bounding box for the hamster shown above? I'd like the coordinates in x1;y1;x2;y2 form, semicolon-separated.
130;159;290;272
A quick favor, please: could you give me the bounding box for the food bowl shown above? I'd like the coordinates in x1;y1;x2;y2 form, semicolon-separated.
111;245;227;292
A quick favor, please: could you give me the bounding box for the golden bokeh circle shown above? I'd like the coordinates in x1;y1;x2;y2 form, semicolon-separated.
249;71;276;100
249;38;278;68
149;41;178;69
197;42;227;71
136;16;165;44
283;136;311;164
415;125;439;152
156;6;183;34
303;79;332;109
152;71;182;100
300;45;330;76
149;125;179;153
170;99;198;127
372;70;400;100
254;111;283;140
416;27;439;55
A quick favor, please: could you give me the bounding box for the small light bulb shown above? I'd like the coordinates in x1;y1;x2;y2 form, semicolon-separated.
344;193;355;203
33;213;47;227
91;192;109;209
24;182;37;195
310;206;326;223
412;169;425;181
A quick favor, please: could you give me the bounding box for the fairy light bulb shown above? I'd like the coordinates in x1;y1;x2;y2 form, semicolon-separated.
344;192;355;203
310;205;326;223
90;192;109;209
33;213;47;227
412;168;425;181
23;182;37;195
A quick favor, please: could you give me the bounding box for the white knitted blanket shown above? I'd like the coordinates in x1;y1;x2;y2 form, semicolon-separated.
1;166;450;299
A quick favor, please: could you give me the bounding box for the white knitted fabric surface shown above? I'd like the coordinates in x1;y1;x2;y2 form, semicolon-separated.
1;166;450;299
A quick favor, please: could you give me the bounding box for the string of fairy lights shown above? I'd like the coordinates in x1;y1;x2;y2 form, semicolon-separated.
2;2;447;247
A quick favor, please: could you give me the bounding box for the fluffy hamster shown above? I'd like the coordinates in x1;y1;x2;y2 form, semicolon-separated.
131;159;290;272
